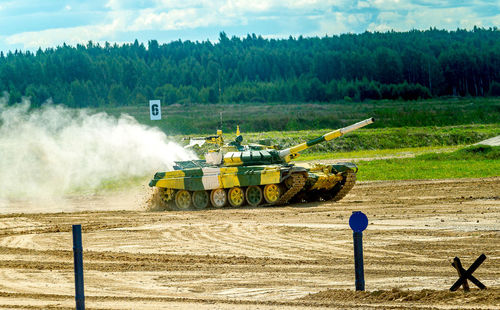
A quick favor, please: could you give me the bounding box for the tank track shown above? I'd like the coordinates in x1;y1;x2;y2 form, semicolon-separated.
150;172;308;210
148;188;176;211
328;170;357;202
277;173;306;205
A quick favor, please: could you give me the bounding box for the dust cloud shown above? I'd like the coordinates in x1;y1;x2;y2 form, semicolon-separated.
0;94;195;205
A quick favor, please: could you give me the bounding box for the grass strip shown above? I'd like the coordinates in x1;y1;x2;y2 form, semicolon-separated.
187;123;500;156
94;98;500;134
298;145;463;161
357;145;500;181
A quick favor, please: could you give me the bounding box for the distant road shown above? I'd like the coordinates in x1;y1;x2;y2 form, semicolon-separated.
476;135;500;146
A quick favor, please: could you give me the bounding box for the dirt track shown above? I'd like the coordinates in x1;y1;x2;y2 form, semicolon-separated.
0;177;499;309
477;135;500;146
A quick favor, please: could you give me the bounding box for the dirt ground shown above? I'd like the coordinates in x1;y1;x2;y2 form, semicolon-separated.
0;177;498;309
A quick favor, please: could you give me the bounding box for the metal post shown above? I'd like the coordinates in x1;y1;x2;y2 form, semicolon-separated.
349;211;368;291
353;231;365;291
72;225;85;310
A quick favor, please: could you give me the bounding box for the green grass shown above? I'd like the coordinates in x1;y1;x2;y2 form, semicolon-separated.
298;145;463;161
67;175;147;194
186;124;500;157
96;175;147;193
357;145;500;181
92;97;500;134
240;124;500;152
92;98;500;157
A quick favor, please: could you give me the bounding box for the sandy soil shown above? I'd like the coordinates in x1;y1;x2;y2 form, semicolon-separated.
0;177;498;309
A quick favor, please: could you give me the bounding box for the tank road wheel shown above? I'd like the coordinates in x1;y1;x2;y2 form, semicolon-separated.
210;188;227;208
245;185;263;207
192;191;209;210
175;190;192;210
263;184;280;204
284;176;295;189
228;187;245;207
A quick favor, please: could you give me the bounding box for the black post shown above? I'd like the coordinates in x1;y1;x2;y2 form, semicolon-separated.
72;225;85;310
353;231;365;291
450;254;487;291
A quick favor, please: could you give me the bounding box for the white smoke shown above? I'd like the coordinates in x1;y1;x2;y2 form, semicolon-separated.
0;94;195;201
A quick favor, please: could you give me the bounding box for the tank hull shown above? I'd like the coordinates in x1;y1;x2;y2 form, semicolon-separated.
149;165;305;191
149;162;357;210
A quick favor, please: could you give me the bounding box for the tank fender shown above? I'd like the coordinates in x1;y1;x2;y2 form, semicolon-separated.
279;166;308;183
149;172;166;187
330;162;358;174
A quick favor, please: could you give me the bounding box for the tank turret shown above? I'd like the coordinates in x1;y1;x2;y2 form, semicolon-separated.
149;118;375;210
222;118;374;166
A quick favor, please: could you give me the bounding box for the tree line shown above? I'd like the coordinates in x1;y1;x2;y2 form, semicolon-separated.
0;27;499;108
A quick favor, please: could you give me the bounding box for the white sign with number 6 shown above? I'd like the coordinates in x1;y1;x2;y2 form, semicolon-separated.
149;100;161;120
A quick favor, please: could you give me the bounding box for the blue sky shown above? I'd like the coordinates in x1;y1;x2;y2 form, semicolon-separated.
0;0;498;53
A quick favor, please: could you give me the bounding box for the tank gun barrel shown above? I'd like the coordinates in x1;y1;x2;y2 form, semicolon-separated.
183;135;219;141
278;118;375;160
184;130;224;148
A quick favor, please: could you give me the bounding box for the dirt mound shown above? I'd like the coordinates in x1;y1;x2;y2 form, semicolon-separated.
303;288;500;305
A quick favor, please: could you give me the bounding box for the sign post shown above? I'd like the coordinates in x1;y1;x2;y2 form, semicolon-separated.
72;225;85;310
149;100;161;121
349;211;368;291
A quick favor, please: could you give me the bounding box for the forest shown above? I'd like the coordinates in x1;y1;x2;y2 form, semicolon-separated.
0;28;499;108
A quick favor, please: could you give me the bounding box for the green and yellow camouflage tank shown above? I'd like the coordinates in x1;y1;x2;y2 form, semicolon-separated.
149;118;374;210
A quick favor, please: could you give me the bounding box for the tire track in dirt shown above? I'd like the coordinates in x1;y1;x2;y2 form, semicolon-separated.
0;177;498;309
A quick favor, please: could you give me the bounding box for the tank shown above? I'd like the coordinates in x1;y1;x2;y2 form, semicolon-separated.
149;118;375;210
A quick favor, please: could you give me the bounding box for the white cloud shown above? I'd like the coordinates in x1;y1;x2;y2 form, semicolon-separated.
367;6;498;32
105;0;125;10
370;23;392;32
5;20;125;49
493;14;500;25
366;0;417;11
1;0;498;52
285;0;353;10
357;1;370;9
311;12;352;35
130;8;219;31
220;0;273;13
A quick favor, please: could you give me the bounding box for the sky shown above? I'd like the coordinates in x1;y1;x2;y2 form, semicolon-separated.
0;0;499;53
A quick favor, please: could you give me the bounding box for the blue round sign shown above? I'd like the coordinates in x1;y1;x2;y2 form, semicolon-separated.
349;211;368;232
